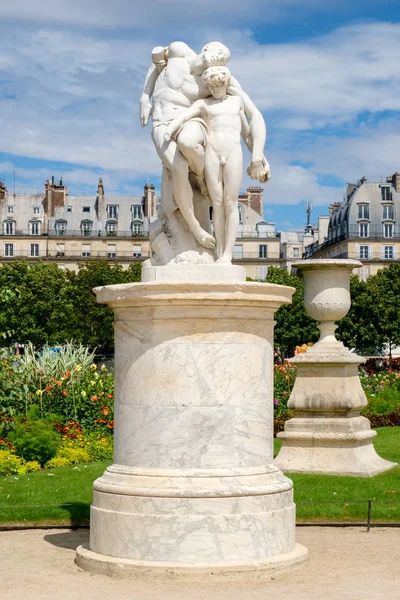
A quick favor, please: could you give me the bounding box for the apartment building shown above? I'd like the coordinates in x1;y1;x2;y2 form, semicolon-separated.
306;173;400;280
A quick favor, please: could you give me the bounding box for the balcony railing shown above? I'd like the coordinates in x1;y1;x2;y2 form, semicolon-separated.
0;230;150;239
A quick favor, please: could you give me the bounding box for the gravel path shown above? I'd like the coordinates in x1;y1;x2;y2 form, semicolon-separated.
1;527;399;599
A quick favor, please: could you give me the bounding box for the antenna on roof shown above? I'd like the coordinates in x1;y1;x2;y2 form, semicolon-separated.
13;168;16;198
306;202;312;227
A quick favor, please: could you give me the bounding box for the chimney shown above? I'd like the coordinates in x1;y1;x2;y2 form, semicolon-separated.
247;186;263;218
391;172;400;193
329;202;341;217
144;183;155;219
44;176;66;217
0;181;7;201
96;178;105;220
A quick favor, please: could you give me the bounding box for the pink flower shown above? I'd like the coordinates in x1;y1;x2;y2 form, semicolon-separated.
282;390;287;396
274;399;279;406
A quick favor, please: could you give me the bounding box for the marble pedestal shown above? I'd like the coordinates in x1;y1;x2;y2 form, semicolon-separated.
76;270;307;580
275;343;397;477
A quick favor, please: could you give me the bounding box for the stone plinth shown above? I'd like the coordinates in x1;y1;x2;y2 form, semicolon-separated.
275;259;397;477
76;279;308;580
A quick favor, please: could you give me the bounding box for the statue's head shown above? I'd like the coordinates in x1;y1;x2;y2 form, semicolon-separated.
152;46;168;73
191;42;230;75
202;66;231;98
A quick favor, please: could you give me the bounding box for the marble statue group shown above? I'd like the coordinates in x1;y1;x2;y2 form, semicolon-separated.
140;41;270;265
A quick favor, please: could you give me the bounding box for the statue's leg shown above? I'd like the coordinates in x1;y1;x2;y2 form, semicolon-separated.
152;125;215;249
204;147;224;259
220;146;242;264
176;121;205;181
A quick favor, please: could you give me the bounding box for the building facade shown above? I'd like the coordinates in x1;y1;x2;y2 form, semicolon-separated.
0;179;281;278
306;173;400;280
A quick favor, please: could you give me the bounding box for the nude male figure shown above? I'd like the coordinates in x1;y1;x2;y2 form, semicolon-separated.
165;66;265;264
140;41;270;250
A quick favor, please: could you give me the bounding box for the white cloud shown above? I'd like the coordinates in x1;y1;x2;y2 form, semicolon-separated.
0;18;400;208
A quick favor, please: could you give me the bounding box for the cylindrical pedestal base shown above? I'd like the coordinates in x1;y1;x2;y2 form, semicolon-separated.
77;280;307;577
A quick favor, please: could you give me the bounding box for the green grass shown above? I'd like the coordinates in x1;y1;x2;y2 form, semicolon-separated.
0;428;399;526
275;427;400;522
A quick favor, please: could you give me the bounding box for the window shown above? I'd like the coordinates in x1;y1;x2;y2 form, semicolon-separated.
359;245;370;259
82;244;91;258
381;186;392;201
55;221;67;236
358;204;369;219
233;244;243;259
238;204;244;224
107;243;116;258
4;221;15;235
132;222;142;235
359;223;369;238
384;246;394;259
132;244;142;258
259;244;267;258
107;205;118;219
4;243;15;257
29;221;40;235
81;221;93;236
7;206;14;214
383;205;394;220
82;206;90;213
56;243;65;257
106;221;117;235
29;243;40;257
258;266;268;280
66;206;72;212
131;205;142;219
33;206;40;214
384;223;393;238
293;247;300;258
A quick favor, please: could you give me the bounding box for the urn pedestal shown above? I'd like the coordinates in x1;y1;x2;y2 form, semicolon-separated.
76;270;308;581
275;259;397;477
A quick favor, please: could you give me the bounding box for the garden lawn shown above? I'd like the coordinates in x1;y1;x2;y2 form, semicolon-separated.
275;427;400;523
0;428;399;526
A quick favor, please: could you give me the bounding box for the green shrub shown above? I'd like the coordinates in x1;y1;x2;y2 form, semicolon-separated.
56;447;91;465
24;460;41;472
8;411;60;466
0;450;26;476
45;456;70;469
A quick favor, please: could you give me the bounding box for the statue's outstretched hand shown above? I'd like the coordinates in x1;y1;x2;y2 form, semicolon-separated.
163;125;174;142
140;100;152;127
247;157;271;183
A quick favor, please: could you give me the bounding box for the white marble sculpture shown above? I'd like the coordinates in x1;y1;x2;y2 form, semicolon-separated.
75;41;308;581
140;41;270;266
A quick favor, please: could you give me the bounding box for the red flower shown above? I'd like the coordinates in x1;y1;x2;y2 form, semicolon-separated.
90;395;98;402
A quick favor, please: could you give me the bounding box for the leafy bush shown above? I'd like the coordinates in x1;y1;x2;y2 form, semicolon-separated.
24;460;41;472
8;410;60;466
45;456;70;469
0;450;25;476
55;447;92;465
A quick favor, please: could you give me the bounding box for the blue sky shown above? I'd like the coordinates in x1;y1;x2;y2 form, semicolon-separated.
1;1;400;231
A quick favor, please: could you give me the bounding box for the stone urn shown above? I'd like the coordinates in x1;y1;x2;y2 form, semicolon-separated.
274;259;397;477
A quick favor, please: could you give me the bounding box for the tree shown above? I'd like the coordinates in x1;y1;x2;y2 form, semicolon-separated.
65;260;142;352
263;267;319;361
336;275;383;354
368;264;400;362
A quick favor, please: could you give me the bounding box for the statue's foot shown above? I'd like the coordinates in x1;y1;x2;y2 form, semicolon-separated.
215;256;232;265
194;228;215;249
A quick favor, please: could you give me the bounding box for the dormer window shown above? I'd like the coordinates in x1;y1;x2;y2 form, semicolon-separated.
29;221;41;235
4;220;15;235
33;206;40;214
106;221;117;235
107;205;118;219
131;205;142;219
131;221;143;235
7;206;14;214
81;220;93;236
381;186;392;201
358;205;369;219
382;205;394;220
55;220;67;236
82;206;91;213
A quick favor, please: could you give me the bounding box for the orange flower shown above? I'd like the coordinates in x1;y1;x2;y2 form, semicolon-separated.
107;420;114;429
90;395;98;402
108;393;113;399
102;407;109;416
56;380;62;386
62;390;68;396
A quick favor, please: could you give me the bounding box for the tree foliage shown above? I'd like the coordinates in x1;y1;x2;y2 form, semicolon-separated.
0;260;141;352
263;267;319;360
